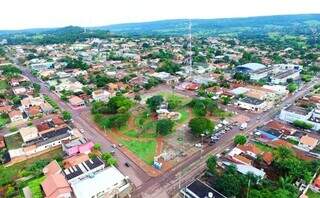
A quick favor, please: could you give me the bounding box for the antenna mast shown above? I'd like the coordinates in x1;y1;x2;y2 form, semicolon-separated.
188;19;192;69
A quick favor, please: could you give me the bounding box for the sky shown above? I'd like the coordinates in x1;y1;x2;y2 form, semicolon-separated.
1;0;320;30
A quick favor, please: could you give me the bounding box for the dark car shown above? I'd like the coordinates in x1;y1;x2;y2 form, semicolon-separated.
125;162;130;167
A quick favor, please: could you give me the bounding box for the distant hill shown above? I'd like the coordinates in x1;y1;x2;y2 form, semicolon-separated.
98;14;320;37
1;14;320;44
0;26;111;45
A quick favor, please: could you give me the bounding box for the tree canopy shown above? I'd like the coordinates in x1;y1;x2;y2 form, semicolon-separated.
146;95;164;112
156;119;174;136
189;117;214;137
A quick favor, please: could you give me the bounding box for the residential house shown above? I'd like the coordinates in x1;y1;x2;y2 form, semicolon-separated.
62;138;94;156
91;90;111;102
299;135;319;151
62;154;90;169
40;102;54;114
6;126;73;159
0;136;5;149
69;96;85;108
19;126;39;142
41;160;72;198
12;87;27;95
8;110;24;122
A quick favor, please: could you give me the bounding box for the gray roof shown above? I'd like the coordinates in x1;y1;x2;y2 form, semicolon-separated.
236;63;266;72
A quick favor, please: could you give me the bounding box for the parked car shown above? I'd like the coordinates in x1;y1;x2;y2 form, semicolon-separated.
125;162;130;167
195;143;202;148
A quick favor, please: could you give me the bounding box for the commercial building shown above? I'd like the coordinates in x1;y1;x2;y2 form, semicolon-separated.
236;96;267;112
180;179;226;198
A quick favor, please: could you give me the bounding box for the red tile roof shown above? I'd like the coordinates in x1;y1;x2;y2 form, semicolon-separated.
237;143;263;155
52;117;65;126
262;152;273;165
266;120;296;135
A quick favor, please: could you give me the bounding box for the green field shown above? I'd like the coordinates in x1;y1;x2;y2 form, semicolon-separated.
0;116;9;127
307;190;320;198
158;92;192;106
120;139;156;165
0;80;8;90
177;108;190;124
254;141;274;152
27;176;45;198
4;132;24;150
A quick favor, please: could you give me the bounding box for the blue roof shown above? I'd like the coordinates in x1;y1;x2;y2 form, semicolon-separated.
236;63;266;72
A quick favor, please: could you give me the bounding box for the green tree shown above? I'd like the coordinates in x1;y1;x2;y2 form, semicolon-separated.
146;95;164;112
93;143;101;151
33;83;41;93
156;119;174;136
189;117;214;137
234;135;247;145
221;96;231;105
156;59;181;74
62;111;72;121
107;158;118;166
106;96;133;114
287;83;298;93
293;120;313;129
167;96;181;110
206;155;217;174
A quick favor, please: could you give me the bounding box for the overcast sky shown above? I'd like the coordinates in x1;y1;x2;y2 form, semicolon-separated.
1;0;320;30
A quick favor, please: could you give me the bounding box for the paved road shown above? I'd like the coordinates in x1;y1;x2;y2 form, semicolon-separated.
12;60;151;188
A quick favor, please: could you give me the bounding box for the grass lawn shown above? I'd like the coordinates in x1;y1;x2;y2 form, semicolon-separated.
124;130;139;138
134;110;151;128
4;132;24;150
254;141;274;152
177;108;190;124
211;108;233;119
27;176;45;198
0;80;8;90
0;116;9;127
120;139;156;165
159;92;192;106
307;190;320;198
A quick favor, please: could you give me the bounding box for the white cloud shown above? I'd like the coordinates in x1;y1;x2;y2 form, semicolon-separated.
1;0;319;29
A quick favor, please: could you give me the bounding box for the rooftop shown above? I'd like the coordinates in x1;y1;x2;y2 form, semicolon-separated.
236;63;266;72
63;157;104;181
273;69;298;79
240;96;265;105
71;166;128;198
183;179;227;198
285;105;310;116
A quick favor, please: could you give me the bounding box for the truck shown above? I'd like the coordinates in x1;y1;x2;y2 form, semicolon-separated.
240;122;247;130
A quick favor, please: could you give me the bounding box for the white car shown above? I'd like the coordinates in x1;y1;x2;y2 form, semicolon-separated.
195;143;202;148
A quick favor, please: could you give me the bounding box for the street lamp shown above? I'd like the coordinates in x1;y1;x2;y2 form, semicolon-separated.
200;133;205;158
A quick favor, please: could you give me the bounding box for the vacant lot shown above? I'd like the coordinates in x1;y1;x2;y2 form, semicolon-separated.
119;139;156;165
